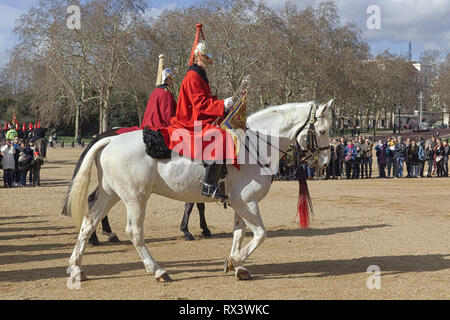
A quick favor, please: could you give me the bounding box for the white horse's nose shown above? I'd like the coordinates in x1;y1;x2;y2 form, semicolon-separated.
317;155;329;170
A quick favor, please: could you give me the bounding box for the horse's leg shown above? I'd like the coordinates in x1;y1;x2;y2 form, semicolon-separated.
180;202;195;241
87;187;101;246
101;216;120;243
86;187;119;245
197;203;211;237
229;201;266;280
68;191;118;282
224;214;245;273
124;198;171;282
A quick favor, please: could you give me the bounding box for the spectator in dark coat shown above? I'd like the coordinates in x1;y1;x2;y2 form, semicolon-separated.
406;139;419;178
442;139;449;177
30;149;43;186
17;141;33;186
363;138;374;179
434;139;444;177
338;137;346;177
418;140;426;178
326;139;337;180
386;137;396;178
344;140;358;179
354;136;364;178
425;141;434;177
394;136;407;178
405;138;412;177
374;139;387;178
334;139;344;178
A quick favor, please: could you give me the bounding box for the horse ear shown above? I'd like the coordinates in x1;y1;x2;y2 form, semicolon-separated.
318;99;333;117
326;99;334;108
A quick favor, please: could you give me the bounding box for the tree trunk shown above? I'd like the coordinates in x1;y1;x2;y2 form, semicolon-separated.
101;103;108;133
364;108;370;131
75;102;81;141
99;106;103;134
101;87;112;133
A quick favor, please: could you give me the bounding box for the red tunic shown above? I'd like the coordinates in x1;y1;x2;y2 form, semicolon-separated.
160;65;235;162
141;85;177;129
115;85;176;135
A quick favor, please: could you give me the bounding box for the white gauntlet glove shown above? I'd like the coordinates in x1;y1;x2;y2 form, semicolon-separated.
224;97;233;111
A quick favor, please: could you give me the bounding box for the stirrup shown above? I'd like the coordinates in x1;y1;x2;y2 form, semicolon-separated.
202;183;227;201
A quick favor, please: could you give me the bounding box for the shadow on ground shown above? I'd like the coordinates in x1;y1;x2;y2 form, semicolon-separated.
1;254;448;283
212;224;392;239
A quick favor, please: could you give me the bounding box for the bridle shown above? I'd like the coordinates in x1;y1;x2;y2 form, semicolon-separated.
245;103;330;167
302;104;330;162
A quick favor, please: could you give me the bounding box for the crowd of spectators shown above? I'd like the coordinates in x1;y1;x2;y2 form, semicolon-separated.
0;125;44;188
277;134;450;180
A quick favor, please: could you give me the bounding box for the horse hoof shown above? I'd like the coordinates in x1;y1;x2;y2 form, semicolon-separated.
224;257;235;273
80;272;88;282
70;271;88;283
88;237;101;246
184;233;195;241
236;269;252;281
202;229;212;238
108;234;120;243
156;272;172;283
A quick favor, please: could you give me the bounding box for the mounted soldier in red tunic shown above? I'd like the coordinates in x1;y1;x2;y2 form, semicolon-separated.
161;23;235;201
140;65;176;129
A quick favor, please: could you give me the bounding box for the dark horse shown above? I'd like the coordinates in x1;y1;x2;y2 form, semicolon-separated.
180;202;212;241
63;129;213;245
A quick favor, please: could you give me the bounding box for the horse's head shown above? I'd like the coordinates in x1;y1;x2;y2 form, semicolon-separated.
296;100;333;170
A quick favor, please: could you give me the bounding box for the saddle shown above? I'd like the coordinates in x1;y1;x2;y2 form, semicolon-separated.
143;128;228;204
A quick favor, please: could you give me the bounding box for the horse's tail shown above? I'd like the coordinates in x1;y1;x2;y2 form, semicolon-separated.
64;137;113;232
61;129;118;216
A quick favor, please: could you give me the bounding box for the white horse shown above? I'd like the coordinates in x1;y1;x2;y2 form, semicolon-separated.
64;100;332;282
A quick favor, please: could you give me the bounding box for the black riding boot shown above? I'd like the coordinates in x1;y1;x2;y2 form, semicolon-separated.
202;163;227;201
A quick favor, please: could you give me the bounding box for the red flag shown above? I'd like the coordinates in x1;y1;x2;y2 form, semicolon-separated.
29;122;33;131
3;122;7;130
37;120;41;128
34;122;37;129
15;122;19;130
22;123;26;132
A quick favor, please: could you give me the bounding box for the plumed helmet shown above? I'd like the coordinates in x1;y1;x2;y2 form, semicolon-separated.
194;41;212;59
189;23;209;66
162;68;174;83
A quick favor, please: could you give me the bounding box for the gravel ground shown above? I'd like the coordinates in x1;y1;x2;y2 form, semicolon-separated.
0;147;449;300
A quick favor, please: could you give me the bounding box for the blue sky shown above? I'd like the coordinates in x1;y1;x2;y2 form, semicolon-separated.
1;0;449;67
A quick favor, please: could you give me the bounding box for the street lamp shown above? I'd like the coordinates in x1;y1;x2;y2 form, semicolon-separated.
418;91;423;126
393;102;402;134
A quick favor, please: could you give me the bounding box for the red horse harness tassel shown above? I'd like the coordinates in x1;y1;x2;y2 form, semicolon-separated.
296;161;314;228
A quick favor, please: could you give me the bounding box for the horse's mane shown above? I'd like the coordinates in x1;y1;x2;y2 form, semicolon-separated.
247;101;315;126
